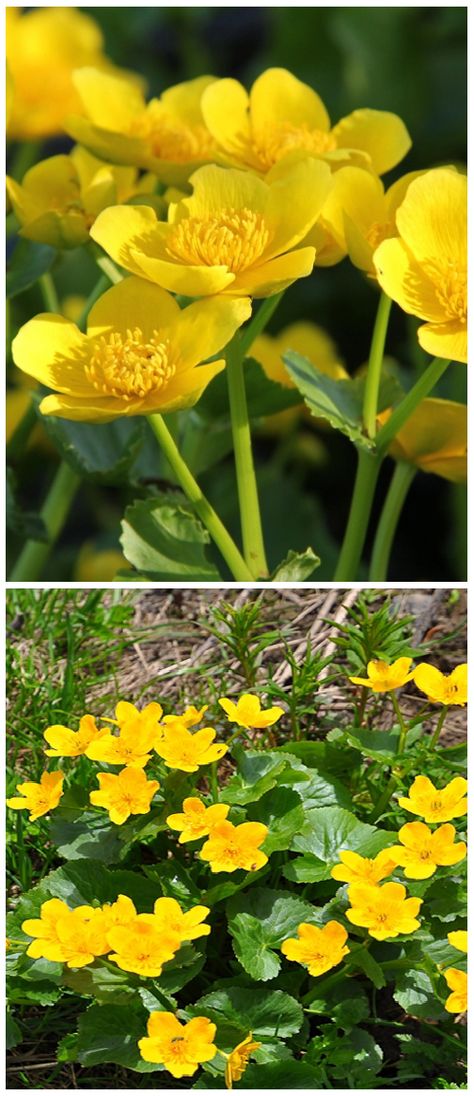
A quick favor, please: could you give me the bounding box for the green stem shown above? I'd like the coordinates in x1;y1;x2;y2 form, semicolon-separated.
8;140;42;181
239;292;284;357
9;462;81;581
391;691;408;754
147;413;253;581
77;273;111;333
7;401;38;462
88;242;124;285
226;335;268;577
375;357;451;453
369;773;399;823
430;706;449;749
369;461;416;580
333;448;383;580
39;272;59;313
362;292;392;438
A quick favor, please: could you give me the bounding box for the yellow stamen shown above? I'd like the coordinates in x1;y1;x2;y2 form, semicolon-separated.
254;122;336;170
86;327;176;399
166;208;271;270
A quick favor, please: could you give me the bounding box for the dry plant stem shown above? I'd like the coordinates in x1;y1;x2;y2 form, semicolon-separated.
147;413;254;581
369;461;416;580
362;291;392;438
9;461;81;581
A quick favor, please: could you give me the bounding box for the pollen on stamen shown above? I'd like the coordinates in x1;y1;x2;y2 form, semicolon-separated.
166;207;271;271
86;327;177;400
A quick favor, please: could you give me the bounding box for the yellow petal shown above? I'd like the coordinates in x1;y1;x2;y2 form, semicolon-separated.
396;168;466;269
332;109;411;175
387;398;467;483
39;392;143;423
66;114;148;170
230;247;316;298
182;164;268;220
170;296;251;370
161;74;217;124
90;204;163;278
132;251;235;296
417;320;467;365
12;315;91;394
138;358;226;415
72;66;145;130
201;78;251;158
374;238;447;322
87;276;180;340
250;68;330;136
263;158;332;258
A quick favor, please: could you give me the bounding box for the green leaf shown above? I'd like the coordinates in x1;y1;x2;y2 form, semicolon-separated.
7;975;62;1006
225;1058;319;1088
158;942;207;994
49;814;123;864
7;238;55;298
248;787;305;853
305;980;369;1030
289;806;396;881
223;752;293;806
283;351;401;449
345;724;421;761
39;412;145;485
62;963;136;1005
75;1002;161;1071
227;888;314;982
394;969;446;1020
347;947;386;989
189;987;303;1045
120;494;220;580
271;547;320;581
7;468;48;542
6;1011;22;1050
45;860;163;910
199;358;302;422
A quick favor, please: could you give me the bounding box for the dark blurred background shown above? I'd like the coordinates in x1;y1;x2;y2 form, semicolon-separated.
9;7;467;580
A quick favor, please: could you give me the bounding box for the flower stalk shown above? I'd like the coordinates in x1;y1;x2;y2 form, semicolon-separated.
362;291;392;438
369;461;416;580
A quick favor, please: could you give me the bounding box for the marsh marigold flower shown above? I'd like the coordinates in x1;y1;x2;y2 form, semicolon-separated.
99;894;138;932
281;921;349;976
448;930;468;954
413;663;467;706
90;159;332;298
155;724;227;773
86;721;159;768
152;898;211;943
6;770;64;821
67;70;219;185
443;968;467;1013
389;822;466;879
138;1012;217;1077
43;714;107;758
374;168;467;363
167;797;230;842
398;775;467;823
12;277;250;423
201;67;411;177
89;766;160;825
347;881;422;940
349;657;414;692
378;399;467;484
22;900;109;967
5;148;156;250
200;820;268;873
6;7;139;141
225;1034;261;1089
251;321;347;389
330;848;398;885
21;898;72;962
107;917;180;977
161;705;208;729
218;693;284;729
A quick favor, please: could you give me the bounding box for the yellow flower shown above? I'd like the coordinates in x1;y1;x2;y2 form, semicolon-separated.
200;820;268;873
281;920;349;976
89;767;160;825
448;930;467;954
378;399;467;483
151;898;211;942
374;168;467;363
413;663;467;706
6;770;64;821
330;848;398;885
161;705;208;729
6;7;139;141
349;657;414;692
107;917;181;977
218;693;284;729
22;900;109;968
43;713;107;758
155;724;227;773
319;166;426;276
90;159;332;298
138;1012;217;1077
389;822;466;880
250;321;346;389
201;67;411;177
74;543;129;582
166;797;230;842
114;700;164;730
398;775;467;824
12;276;251;423
443;968;467;1013
6;148;155;250
86;714;161;768
346;881;422;941
67;71;218;185
225;1034;261;1089
99;894;138;932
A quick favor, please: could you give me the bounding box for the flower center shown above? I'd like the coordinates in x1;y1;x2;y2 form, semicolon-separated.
366;220;392;251
134;109;215;163
166;208;271;271
252;123;336;171
431;799;443;812
86;328;176;400
419;849;432;860
375;913;388;924
168;1037;188;1063
429;260;467;323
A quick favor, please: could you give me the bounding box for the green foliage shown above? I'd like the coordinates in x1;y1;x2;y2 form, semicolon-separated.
7;239;55;297
120;494;221;580
39;413;146;485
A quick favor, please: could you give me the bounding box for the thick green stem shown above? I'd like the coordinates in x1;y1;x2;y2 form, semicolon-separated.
369;461;416;581
239;292;284;357
147;413;253;581
333;449;383;581
9;462;81;581
226;335;268;577
362;292;392;438
430;706;449;749
375;357;451;453
39;272;59;313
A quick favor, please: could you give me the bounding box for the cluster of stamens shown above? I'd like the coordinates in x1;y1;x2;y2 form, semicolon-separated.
166;207;271;270
253;122;336;170
86;328;176;400
429;259;467;322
